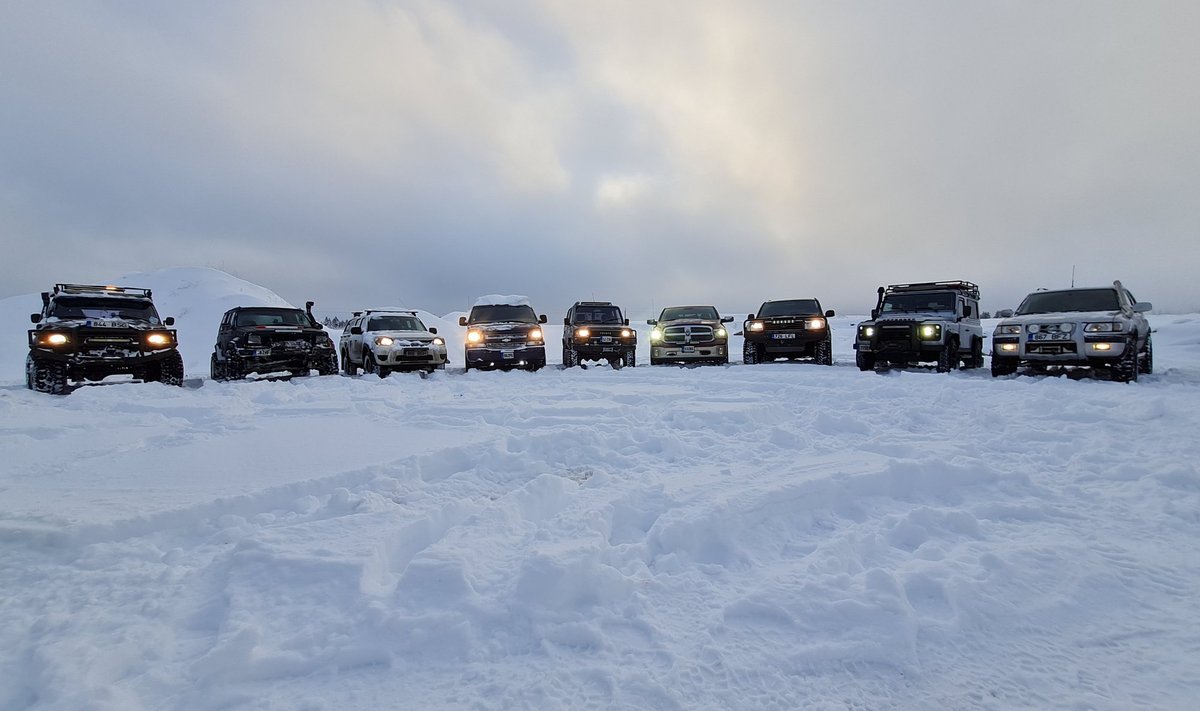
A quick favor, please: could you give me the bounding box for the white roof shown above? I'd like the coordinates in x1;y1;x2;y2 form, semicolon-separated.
473;294;531;307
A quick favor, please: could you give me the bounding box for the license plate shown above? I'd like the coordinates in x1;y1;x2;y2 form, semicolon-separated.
1031;332;1070;342
502;350;515;359
403;348;425;357
601;336;612;343
771;333;796;340
682;346;695;353
252;349;269;356
858;344;870;351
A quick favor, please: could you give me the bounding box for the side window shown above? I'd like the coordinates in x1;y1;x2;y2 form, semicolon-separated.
963;302;974;319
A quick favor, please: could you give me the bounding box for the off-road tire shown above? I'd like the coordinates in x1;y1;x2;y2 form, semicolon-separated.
624;350;636;368
855;349;876;372
362;349;377;375
156;351;185;386
814;336;833;366
743;341;761;365
28;356;68;394
650;356;662;366
210;353;228;381
1139;334;1154;375
563;345;578;368
991;356;1018;377
1111;339;1139;383
962;337;984;369
341;349;356;376
936;338;959;373
317;351;338;376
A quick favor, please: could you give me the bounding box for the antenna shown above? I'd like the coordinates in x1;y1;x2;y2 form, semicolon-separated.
1071;265;1076;288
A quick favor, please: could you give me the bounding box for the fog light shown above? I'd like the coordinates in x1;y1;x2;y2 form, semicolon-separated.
1092;343;1112;351
1000;343;1018;352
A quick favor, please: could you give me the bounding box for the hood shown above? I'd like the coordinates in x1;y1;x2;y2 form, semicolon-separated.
657;318;723;328
870;311;953;324
370;329;438;343
472;321;541;332
1000;310;1123;326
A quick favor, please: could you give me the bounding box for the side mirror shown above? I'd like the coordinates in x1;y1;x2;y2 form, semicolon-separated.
563;317;570;326
1133;302;1152;313
624;318;630;326
30;313;42;324
825;310;835;317
164;317;175;326
351;326;362;335
458;316;467;326
721;316;734;323
428;327;438;334
647;319;657;325
746;313;754;320
539;314;547;324
870;309;879;320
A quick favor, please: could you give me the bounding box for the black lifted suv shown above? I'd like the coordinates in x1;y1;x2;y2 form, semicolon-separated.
210;303;338;380
742;299;835;365
854;280;985;373
459;297;548;371
562;301;637;368
27;283;184;393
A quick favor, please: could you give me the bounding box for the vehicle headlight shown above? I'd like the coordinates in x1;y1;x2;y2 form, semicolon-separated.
859;325;876;338
805;317;826;331
918;324;941;340
146;332;171;347
994;324;1021;335
621;329;633;338
432;337;445;346
1084;322;1121;333
375;336;394;347
651;328;663;342
748;321;764;332
576;328;590;339
528;328;543;342
467;330;483;344
44;332;69;346
715;327;727;338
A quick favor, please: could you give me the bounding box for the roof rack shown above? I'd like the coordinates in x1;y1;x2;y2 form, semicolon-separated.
883;281;979;299
361;308;418;316
53;283;153;298
573;301;615;307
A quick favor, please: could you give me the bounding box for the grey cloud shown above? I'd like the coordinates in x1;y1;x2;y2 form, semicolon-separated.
2;1;1198;318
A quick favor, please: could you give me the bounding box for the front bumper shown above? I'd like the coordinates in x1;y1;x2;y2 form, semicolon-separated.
746;329;825;352
992;334;1128;365
371;345;448;369
651;343;727;360
466;345;545;368
233;345;334;372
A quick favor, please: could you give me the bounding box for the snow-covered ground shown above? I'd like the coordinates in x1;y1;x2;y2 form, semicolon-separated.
2;269;1199;709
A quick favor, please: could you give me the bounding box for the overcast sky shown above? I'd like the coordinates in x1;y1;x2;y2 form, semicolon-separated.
3;1;1198;316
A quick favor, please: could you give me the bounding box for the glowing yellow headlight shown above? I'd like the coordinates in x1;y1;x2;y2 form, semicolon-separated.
45;333;69;345
650;329;663;342
748;321;764;332
528;328;543;341
375;336;395;347
621;329;633;338
146;332;171;347
576;328;590;339
467;330;483;344
715;327;727;338
432;337;445;346
805;318;826;331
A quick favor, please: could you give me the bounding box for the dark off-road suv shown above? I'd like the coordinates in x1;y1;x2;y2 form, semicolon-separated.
460;297;548;371
26;283;184;394
742;299;835;365
562;301;637;368
210;303;338;380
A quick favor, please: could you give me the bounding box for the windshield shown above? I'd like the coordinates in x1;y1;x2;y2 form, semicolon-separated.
1016;289;1119;315
235;309;312;327
572;306;622;324
49;297;160;323
759;300;820;317
881;292;954;314
368;316;425;332
469;304;538;324
660;306;719;321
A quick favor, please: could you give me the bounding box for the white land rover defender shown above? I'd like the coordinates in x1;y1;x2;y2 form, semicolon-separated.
855;281;985;373
990;281;1152;382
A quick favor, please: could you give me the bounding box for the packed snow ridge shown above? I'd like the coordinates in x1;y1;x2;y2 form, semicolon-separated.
2;267;1199;710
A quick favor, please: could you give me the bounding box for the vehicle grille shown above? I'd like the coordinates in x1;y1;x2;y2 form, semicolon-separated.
81;335;139;349
879;325;912;342
663;325;714;344
764;317;802;329
1028;343;1078;355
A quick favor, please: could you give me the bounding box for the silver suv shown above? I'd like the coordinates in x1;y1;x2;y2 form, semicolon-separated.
991;281;1152;382
340;309;447;376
